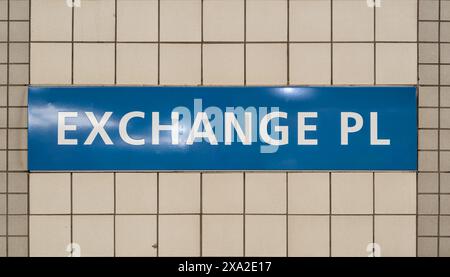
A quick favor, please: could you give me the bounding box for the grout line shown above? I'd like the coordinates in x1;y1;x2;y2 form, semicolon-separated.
26;0;31;257
243;171;246;257
156;172;159;257
329;172;332;257
5;0;9;257
285;172;288;257
437;0;442;257
416;0;420;257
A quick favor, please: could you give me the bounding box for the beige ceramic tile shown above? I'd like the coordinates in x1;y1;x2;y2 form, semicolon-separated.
375;173;416;214
375;216;416;257
246;173;286;214
288;172;329;214
31;43;72;85
202;173;243;213
30;173;71;214
331;216;372;257
245;215;286;257
117;0;158;42
159;215;200;257
159;173;200;213
73;173;114;214
29;215;71;257
288;215;329;257
202;215;243;257
332;173;373;214
115;215;157;257
116;173;157;214
246;0;287;41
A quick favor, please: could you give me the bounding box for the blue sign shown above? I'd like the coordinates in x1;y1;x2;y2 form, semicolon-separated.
28;86;417;171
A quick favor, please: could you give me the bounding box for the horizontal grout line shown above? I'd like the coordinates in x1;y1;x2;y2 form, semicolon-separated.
26;213;418;216
23;40;421;44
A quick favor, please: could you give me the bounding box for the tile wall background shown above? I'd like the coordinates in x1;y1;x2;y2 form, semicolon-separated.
0;0;447;257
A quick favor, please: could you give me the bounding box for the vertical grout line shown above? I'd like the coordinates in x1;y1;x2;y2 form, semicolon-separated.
27;0;31;257
201;0;204;87
113;172;116;257
71;1;74;85
416;0;420;257
114;0;118;258
437;0;442;257
157;0;160;86
244;0;247;86
373;172;376;256
330;0;333;85
200;172;203;257
285;172;288;257
156;172;159;257
70;172;73;256
374;3;377;85
5;0;9;257
286;0;290;86
329;172;332;257
243;171;246;257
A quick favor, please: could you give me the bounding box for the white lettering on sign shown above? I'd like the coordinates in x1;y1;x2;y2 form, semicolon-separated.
56;109;390;147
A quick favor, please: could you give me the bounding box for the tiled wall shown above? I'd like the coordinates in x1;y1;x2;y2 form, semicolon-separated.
417;0;450;257
0;0;447;257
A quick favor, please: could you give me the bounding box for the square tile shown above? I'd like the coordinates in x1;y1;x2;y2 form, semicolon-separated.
115;215;157;257
440;130;450;150
0;173;5;193
8;129;27;150
159;173;200;213
245;215;286;257
30;215;71;257
418;108;438;128
8;215;27;236
419;86;439;107
117;0;158;42
8;86;27;107
73;43;115;85
245;173;286;214
443;0;450;20
73;215;114;257
419;65;438;85
289;0;330;41
418;172;438;193
442;44;450;64
9;0;29;20
202;173;243;214
440;238;450;257
9;22;29;42
441;22;450;42
30;173;71;214
160;44;201;85
203;0;244;41
333;43;374;85
374;216;416;257
376;43;417;84
8;194;27;214
419;0;439;20
331;173;373;214
418;215;438;236
9;64;29;85
203;44;244;85
116;43;158;85
246;0;287;41
202;215;243;257
376;0;417;41
73;173;114;214
290;43;331;85
441;195;450;215
8;172;28;193
419;129;438;150
442;65;450;86
9;150;27;171
333;0;373;41
9;43;29;63
74;0;115;41
31;0;72;41
246;43;287;85
0;0;6;20
439;216;450;236
418;194;438;215
375;173;416;214
443;108;450;128
159;215;200;257
0;194;5;214
0;237;5;257
418;237;438;257
442;173;450;193
8;237;28;257
116;173;157;214
288;215;329;257
0;86;6;106
418;151;438;171
419;43;438;64
331;216;372;257
160;0;201;41
419;22;439;42
288;172;329;214
31;43;72;85
441;151;450;172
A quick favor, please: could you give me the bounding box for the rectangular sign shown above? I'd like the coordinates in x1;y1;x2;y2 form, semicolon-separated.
28;86;417;171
